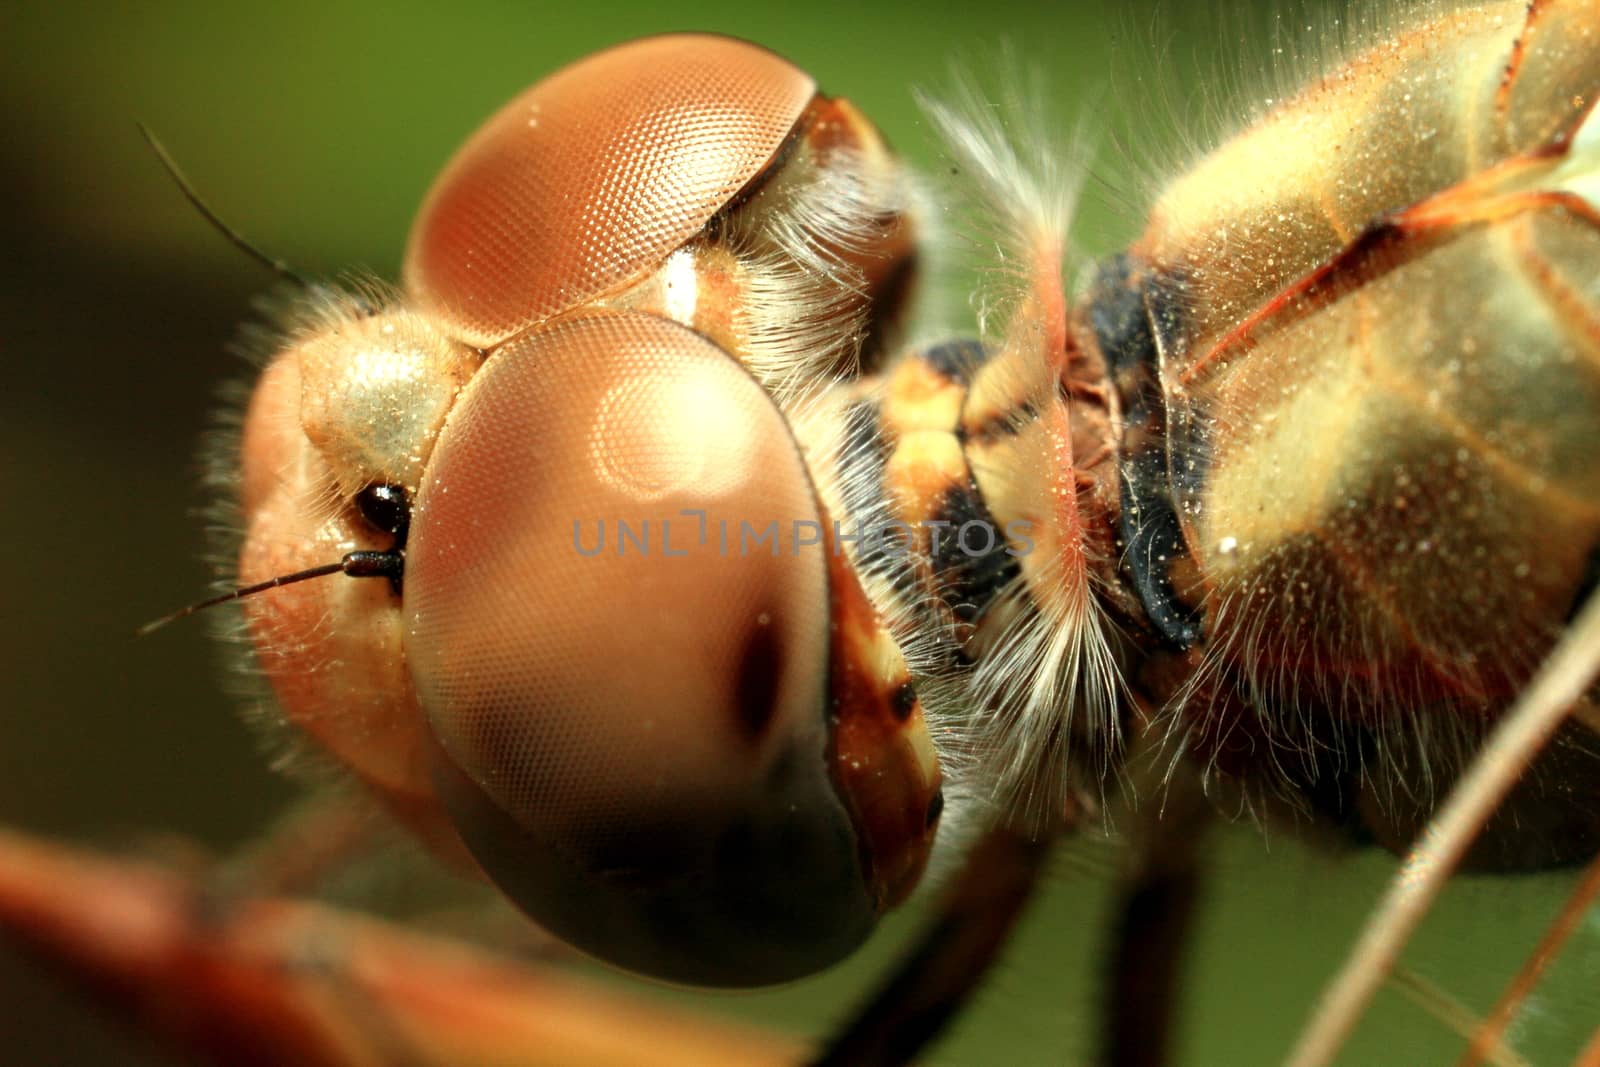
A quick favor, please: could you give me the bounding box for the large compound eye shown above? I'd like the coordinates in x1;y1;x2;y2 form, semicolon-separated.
404;311;876;985
403;34;816;347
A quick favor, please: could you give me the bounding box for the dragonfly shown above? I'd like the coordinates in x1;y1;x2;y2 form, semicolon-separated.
4;2;1598;1064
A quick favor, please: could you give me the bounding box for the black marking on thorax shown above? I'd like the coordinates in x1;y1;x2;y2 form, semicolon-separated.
927;478;1022;626
901;339;1021;624
920;338;988;385
1089;254;1204;650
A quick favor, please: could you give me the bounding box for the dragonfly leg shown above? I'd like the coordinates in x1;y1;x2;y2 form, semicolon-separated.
807;822;1058;1067
1098;782;1211;1067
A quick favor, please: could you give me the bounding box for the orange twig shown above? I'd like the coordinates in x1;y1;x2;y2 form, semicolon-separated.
1458;850;1600;1067
0;828;796;1067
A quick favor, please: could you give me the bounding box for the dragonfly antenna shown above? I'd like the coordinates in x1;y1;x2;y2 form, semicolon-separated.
138;122;313;289
136;551;403;637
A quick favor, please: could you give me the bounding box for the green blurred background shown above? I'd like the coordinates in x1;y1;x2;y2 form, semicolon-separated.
2;1;1596;1064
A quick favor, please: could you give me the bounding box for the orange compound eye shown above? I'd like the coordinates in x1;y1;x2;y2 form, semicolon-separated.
404;311;877;985
403;34;817;348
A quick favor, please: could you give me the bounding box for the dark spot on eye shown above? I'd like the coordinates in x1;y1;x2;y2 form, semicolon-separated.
733;616;784;742
891;682;917;721
925;787;944;829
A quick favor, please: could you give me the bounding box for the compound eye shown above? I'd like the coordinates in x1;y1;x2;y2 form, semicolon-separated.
404;311;874;985
403;34;816;347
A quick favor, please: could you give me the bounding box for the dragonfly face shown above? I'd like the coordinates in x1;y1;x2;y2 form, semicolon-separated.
158;0;1600;1057
230;34;939;987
